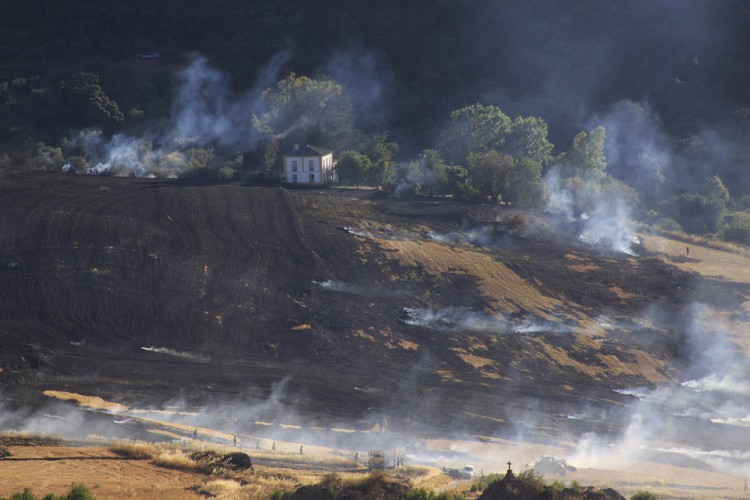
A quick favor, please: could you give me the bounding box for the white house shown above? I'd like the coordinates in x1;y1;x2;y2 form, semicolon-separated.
283;144;335;184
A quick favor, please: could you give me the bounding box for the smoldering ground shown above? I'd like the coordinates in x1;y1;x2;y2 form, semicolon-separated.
570;303;750;476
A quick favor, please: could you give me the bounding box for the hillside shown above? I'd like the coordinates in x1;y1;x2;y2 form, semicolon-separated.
2;169;749;459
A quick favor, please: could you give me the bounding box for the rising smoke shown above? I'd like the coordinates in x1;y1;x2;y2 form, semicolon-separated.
72;51;291;177
571;303;750;476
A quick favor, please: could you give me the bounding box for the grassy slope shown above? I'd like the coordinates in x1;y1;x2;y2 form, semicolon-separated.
1;170;749;442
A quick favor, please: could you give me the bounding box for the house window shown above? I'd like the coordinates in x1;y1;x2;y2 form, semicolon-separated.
292;174;298;183
308;160;314;172
292;160;298;172
309;173;315;182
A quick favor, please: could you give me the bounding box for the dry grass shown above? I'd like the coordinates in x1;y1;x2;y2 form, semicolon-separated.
640;231;750;283
401;465;451;491
535;340;669;384
42;390;128;413
111;440;155;460
375;238;565;318
153;449;201;471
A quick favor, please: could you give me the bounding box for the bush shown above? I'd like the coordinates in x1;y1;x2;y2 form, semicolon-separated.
61;484;95;500
403;489;464;499
630;491;658;500
722;216;750;245
656;217;682;232
10;489;34;500
2;484;95;500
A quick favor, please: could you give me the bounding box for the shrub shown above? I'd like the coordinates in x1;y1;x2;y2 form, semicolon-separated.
3;484;95;500
61;484;95;500
110;441;155;460
630;492;658;500
656;217;682;232
722;216;750;245
10;489;34;500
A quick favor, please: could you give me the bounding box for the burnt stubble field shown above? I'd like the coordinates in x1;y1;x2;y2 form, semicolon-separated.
2;170;750;476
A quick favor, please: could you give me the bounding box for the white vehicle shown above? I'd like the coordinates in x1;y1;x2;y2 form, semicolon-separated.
462;465;475;478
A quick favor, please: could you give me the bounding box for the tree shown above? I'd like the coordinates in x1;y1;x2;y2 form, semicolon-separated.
703;174;732;209
253;73;356;152
361;133;398;187
438;104;512;164
335;150;372;185
559;125;607;173
507;156;544;207
58;73;124;129
466;150;515;203
659;193;724;235
504;116;554;167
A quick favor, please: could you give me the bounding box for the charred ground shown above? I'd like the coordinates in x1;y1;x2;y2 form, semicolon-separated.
1;170;748;446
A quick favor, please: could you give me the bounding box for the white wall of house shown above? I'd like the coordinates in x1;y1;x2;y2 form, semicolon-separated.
285;153;334;184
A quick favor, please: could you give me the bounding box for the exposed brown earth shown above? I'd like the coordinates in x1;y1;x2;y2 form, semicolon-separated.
1;170;750;496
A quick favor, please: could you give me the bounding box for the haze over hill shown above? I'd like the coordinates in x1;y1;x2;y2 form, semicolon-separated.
1;171;750;490
3;2;750;497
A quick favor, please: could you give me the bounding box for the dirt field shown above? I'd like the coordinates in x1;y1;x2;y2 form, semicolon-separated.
1;171;750;497
0;442;205;499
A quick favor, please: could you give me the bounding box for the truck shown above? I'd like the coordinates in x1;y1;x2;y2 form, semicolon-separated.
533;456;577;476
444;464;475;480
367;450;386;471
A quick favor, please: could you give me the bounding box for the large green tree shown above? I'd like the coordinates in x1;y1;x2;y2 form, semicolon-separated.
253;73;356;152
466;150;515;203
559;125;607;173
438;104;512;164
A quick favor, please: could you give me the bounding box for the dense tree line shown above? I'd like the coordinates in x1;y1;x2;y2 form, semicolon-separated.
1;0;750;243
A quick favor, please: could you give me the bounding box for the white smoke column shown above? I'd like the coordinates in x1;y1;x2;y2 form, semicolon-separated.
93;134;157;176
402;307;509;333
166;51;290;150
578;196;640;255
543;166;640;255
571;303;750;474
140;346;209;362
74;51;291;177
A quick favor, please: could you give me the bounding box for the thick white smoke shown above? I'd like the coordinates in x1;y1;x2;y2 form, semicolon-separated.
544;166;640;255
571;303;750;475
74;52;291;177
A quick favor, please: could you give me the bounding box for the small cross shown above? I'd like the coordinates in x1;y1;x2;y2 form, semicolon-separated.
507;461;512;469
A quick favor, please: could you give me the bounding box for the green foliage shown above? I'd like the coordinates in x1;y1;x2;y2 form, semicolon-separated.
505;116;554;166
438;104;512;164
28;142;65;171
3;485;95;500
703;175;732;209
559;125;607;173
360;133;399;187
516;468;546;488
466;150;515;203
656;217;683;232
10;489;34;500
659;192;725;235
59;73;124;129
269;491;283;500
722;214;750;245
630;491;658;500
254;73;356;152
506;156;544;207
469;472;505;492
335;150;373;185
402;489;464;500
